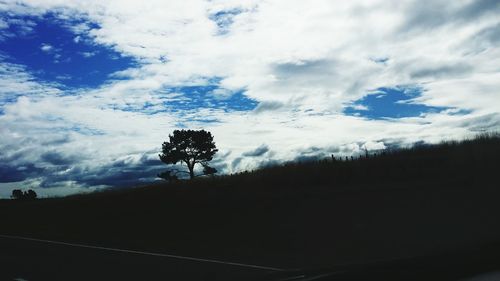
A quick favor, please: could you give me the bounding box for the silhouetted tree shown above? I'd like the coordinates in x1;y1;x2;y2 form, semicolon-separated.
159;129;218;179
11;189;23;200
25;189;37;200
11;189;37;200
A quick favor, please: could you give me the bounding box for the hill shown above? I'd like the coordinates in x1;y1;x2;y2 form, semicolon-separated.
1;133;499;269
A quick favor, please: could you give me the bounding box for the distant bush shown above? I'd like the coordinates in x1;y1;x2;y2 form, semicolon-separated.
11;189;38;200
11;189;23;199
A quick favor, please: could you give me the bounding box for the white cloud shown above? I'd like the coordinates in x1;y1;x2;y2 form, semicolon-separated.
40;43;53;52
80;51;96;58
0;18;8;29
0;56;63;101
362;141;386;151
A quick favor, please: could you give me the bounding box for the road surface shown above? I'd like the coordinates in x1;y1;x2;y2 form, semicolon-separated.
0;235;282;281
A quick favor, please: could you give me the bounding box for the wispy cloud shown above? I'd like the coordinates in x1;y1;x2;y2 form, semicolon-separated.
40;43;53;52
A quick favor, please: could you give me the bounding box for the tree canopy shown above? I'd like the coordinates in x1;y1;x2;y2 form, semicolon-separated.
159;129;218;180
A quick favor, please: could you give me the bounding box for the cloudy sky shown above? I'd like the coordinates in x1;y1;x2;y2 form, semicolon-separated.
0;0;499;197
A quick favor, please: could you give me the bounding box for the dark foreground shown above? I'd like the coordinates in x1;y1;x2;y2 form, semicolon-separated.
3;235;500;281
264;242;500;280
1;134;499;280
0;235;277;281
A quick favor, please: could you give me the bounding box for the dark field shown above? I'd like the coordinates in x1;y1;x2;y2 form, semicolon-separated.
1;134;499;279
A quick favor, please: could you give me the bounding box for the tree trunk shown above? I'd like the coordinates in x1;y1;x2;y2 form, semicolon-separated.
188;163;195;179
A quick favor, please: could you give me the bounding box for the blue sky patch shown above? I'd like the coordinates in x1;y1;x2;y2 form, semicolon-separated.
0;12;135;89
344;86;448;119
110;82;258;119
209;9;243;35
160;84;257;113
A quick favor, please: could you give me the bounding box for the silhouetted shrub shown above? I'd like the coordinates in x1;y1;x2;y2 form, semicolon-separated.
202;164;217;176
11;189;37;200
25;189;37;200
157;171;178;182
11;189;24;200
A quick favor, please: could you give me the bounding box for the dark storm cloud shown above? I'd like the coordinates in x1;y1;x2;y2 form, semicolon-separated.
272;59;338;86
254;101;285;113
400;0;500;33
0;142;166;188
410;63;472;79
458;113;500;132
399;1;449;33
206;150;230;174
257;159;281;168
293;154;324;163
466;23;500;52
76;168;158;187
293;146;333;163
40;134;73;146
39;153;166;188
0;163;43;183
274;59;335;77
41;151;79;165
242;144;269;157
1;137;232;188
456;0;500;21
231;157;243;170
0;165;28;182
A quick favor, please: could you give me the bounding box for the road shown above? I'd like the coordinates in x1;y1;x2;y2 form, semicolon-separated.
0;235;282;281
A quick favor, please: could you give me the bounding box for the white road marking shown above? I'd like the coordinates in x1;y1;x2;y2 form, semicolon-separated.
0;234;284;272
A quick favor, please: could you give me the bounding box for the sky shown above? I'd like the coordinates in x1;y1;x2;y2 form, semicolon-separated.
0;0;499;197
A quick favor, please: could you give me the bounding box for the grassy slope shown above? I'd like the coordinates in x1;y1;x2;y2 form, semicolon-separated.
1;134;499;268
